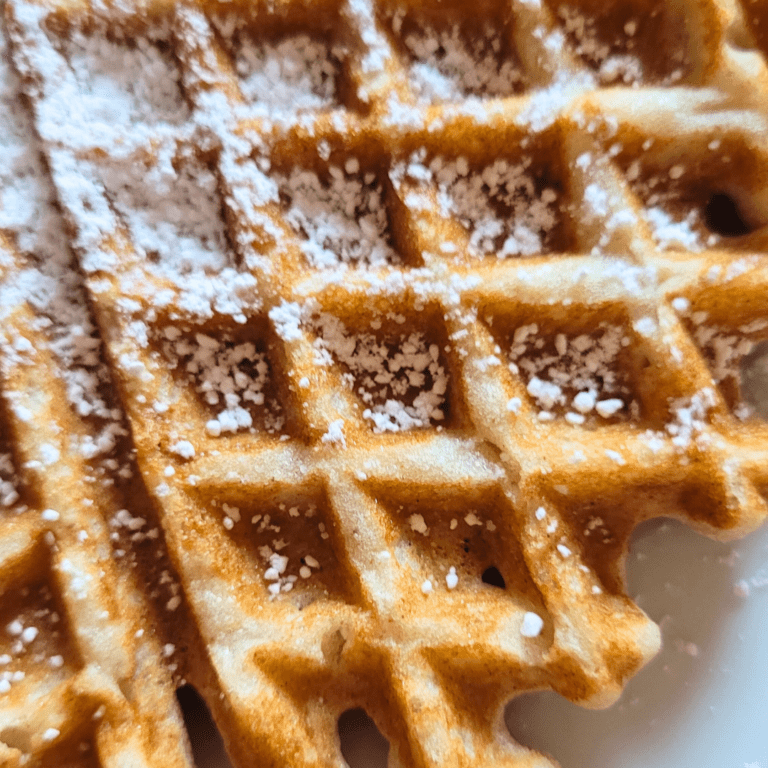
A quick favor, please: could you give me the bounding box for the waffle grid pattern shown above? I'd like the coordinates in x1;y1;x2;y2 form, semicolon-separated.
3;0;768;765
0;242;191;766
1;14;196;766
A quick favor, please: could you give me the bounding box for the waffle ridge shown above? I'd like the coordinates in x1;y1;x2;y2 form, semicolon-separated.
2;0;768;766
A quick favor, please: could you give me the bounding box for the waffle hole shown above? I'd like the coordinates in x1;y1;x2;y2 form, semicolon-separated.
269;150;410;270
176;685;234;768
311;310;459;432
47;24;190;129
384;2;527;104
208;11;345;117
725;20;755;52
338;708;389;768
481;566;506;589
740;340;768;419
154;318;292;438
704;193;751;237
548;0;689;86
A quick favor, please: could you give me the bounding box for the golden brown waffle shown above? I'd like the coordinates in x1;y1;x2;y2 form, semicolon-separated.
0;25;191;766
3;0;768;766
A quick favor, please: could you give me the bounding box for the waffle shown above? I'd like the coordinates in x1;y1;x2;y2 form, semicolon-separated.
2;0;768;766
0;21;191;767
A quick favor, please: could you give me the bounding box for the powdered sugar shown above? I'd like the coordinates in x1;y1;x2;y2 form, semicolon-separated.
269;301;304;343
59;28;189;128
1;27;69;268
1;24;124;453
644;206;706;251
91;148;232;278
694;327;755;390
18;19;189;150
664;389;716;449
505;323;635;421
0;47;63;262
396;20;524;103
343;0;390;82
558;7;644;85
392;151;559;259
8;7;261;322
312;313;447;432
0;580;69;692
276;161;400;268
227;32;340;117
516;68;594;132
0;453;20;509
628;166;716;252
223;497;340;603
321;418;347;447
691;323;768;419
159;330;284;435
520;610;544;637
557;6;685;86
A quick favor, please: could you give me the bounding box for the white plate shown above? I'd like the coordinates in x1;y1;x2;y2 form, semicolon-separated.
505;518;768;768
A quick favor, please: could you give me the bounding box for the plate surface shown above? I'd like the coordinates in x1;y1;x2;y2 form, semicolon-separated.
506;518;768;768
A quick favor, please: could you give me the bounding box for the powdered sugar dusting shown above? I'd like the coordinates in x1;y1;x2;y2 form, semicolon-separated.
26;23;189;149
644;206;706;252
1;38;63;262
0;580;73;693
0;453;20;510
91;148;232;278
664;389;717;450
10;8;262;321
276;161;400;269
1;23;123;455
557;6;685;86
392;150;559;259
504;323;636;422
312;313;447;432
60;29;188;127
691;322;768;420
558;7;643;85
214;23;340;118
158;330;284;436
396;19;525;104
217;496;343;605
627;164;717;252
